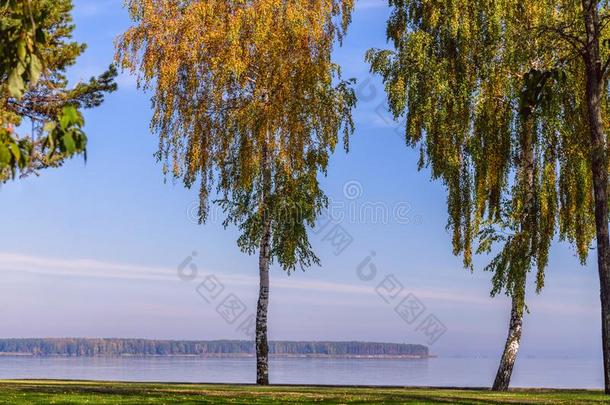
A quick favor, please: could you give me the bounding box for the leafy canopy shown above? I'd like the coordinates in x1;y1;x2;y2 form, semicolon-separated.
367;0;596;302
118;0;355;270
0;0;117;182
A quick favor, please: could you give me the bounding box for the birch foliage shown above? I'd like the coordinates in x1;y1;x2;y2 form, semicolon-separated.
118;0;356;270
367;0;595;303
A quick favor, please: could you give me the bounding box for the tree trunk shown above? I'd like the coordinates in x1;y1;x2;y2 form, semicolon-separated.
492;89;536;391
588;80;610;395
582;0;610;393
256;142;272;385
492;293;525;391
256;216;271;385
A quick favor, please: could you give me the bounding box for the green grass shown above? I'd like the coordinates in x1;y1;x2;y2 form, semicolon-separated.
0;380;608;404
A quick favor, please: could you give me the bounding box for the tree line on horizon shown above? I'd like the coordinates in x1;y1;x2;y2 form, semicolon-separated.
3;0;610;393
0;338;429;358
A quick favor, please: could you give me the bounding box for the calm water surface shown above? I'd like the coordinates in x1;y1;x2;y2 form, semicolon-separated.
0;356;601;388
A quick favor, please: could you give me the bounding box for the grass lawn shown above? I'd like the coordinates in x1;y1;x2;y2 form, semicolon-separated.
0;381;608;404
0;381;610;405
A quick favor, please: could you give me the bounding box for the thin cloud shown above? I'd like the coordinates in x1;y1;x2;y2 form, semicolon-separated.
0;251;493;306
0;251;596;315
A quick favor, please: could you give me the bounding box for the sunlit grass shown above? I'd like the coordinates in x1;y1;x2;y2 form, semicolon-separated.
0;380;607;404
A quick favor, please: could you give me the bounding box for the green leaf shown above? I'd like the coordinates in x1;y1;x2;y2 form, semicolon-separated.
7;142;20;162
0;144;10;167
17;39;26;61
59;106;80;130
7;69;25;98
29;54;43;84
62;133;75;154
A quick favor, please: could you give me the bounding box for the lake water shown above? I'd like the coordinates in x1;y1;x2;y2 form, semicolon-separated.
0;356;602;388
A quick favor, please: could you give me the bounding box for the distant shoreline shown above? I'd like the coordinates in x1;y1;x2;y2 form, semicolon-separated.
0;352;432;359
0;339;430;359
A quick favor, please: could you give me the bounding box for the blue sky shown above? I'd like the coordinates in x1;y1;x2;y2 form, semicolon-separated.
0;0;601;360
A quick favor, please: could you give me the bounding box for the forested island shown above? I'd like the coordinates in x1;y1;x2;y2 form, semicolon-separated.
0;339;429;359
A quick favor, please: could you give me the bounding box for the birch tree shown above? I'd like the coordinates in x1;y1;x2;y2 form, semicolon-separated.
117;0;355;385
367;0;594;390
